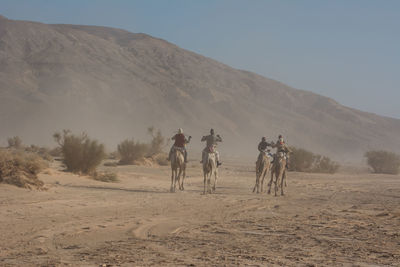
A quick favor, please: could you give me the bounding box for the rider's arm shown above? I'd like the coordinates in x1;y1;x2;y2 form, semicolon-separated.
201;136;206;142
171;135;176;140
185;136;192;144
216;135;222;142
258;142;263;152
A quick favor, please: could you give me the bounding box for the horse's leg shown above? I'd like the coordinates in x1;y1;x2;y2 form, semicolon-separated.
253;172;259;193
212;168;218;192
260;167;267;193
203;170;207;195
274;170;279;197
284;169;287;187
281;170;286;196
267;168;274;194
176;167;180;191
174;168;180;192
180;165;186;190
207;170;212;194
170;169;175;192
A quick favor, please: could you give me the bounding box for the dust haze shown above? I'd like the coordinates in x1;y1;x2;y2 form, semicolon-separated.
1;15;400;267
1;16;400;161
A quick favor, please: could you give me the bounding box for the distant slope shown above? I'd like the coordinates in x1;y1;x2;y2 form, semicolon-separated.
1;15;399;159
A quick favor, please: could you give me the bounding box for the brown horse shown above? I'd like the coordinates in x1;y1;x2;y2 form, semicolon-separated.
253;152;271;193
203;151;218;194
268;152;287;196
170;148;186;192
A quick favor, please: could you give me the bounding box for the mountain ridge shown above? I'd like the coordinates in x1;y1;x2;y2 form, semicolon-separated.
1;16;399;160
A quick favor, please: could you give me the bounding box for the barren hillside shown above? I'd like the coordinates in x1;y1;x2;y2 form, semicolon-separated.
1;15;399;159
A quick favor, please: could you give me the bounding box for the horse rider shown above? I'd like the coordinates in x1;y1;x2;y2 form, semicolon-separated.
271;134;292;168
168;128;191;163
257;137;273;164
201;128;222;166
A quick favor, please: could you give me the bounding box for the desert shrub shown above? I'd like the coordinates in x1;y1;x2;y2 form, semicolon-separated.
25;145;53;161
289;147;315;172
7;136;23;149
108;151;118;160
147;127;167;156
364;150;400;175
117;139;149;164
312;155;340;174
53;130;105;174
0;149;47;189
49;147;62;157
289;147;339;174
103;161;118;167
92;171;118;182
153;153;169;166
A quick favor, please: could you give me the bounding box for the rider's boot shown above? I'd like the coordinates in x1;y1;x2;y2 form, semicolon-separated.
217;161;222;167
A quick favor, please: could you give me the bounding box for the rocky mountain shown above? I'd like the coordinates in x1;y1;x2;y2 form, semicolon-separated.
1;15;399;160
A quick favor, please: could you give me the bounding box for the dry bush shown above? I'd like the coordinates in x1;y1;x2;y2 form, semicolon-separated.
25;145;53;161
108;151;118;160
7;136;23;149
49;147;62;157
147;127;167;156
313;155;340;174
0;149;47;189
365;150;400;175
289;147;314;172
103;161;118;167
92;171;118;182
117;139;149;165
117;127;167;165
54;130;105;174
152;153;169;166
289;146;339;174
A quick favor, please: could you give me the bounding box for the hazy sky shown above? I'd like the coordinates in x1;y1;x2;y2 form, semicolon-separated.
2;0;399;118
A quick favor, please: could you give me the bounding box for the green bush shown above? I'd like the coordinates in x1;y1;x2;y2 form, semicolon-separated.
289;146;339;174
365;150;400;175
53;130;105;174
0;149;47;189
117;139;149;164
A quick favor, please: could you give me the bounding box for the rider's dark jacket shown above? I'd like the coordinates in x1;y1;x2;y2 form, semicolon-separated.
258;141;272;152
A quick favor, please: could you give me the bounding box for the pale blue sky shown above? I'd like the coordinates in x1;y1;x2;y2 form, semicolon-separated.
1;0;399;118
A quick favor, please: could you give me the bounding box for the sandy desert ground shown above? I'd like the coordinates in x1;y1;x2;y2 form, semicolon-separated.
0;160;399;266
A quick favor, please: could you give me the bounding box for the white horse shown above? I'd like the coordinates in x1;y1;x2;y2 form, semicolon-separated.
268;152;287;196
203;151;218;194
170;148;186;192
253;152;271;193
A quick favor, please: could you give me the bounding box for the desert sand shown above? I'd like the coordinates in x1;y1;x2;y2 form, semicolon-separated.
0;161;399;266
